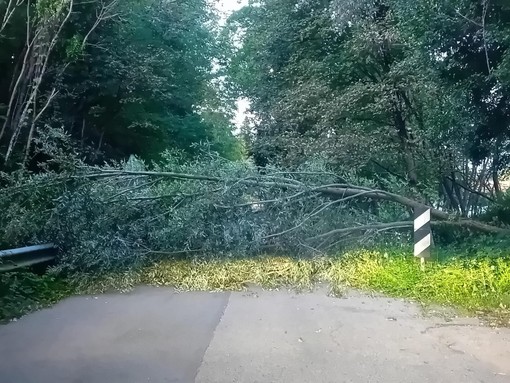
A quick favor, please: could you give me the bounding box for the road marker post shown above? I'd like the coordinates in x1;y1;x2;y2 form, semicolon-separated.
414;207;431;270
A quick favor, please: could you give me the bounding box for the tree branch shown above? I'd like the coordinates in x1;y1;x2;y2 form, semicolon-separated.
78;168;510;235
5;0;74;162
81;0;119;50
445;175;495;202
456;9;483;27
370;159;407;182
308;221;414;241
262;190;375;240
309;218;508;242
24;88;60;164
482;0;492;75
0;0;24;35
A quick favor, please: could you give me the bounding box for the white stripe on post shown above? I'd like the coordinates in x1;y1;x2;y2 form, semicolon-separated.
413;209;430;232
414;233;431;257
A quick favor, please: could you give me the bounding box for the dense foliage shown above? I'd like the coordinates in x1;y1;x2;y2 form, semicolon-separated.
0;154;397;273
0;0;241;168
227;0;510;216
0;0;509;282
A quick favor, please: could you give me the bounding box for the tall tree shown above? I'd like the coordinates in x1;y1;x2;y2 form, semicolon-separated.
226;0;510;215
0;0;242;169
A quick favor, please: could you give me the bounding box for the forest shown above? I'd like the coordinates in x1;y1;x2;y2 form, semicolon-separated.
1;0;510;320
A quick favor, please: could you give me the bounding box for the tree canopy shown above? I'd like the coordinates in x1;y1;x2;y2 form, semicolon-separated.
0;0;242;168
227;0;510;215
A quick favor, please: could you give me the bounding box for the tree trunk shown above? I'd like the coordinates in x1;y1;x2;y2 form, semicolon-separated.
392;96;418;186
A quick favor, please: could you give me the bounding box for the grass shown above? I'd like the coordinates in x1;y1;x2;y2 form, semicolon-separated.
332;250;510;319
2;248;510;325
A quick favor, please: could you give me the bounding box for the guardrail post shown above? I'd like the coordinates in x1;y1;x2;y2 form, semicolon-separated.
414;207;431;270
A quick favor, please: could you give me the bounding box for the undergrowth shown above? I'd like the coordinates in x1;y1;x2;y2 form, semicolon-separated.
2;248;510;325
0;272;72;323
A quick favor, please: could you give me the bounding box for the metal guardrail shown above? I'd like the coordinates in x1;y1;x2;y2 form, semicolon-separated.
0;244;57;272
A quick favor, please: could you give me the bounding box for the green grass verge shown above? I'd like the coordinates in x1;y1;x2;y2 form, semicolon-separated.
332;251;510;317
2;249;510;325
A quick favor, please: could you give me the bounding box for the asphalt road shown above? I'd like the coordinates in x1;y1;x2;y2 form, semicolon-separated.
0;286;509;383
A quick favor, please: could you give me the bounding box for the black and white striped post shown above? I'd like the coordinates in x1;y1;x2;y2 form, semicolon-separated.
414;206;431;269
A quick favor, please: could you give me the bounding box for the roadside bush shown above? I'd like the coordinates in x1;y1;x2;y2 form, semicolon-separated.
482;191;510;226
0;271;72;322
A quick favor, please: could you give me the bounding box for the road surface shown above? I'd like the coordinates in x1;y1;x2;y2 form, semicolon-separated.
0;286;509;382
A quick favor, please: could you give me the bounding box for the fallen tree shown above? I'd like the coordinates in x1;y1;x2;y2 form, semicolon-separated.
80;168;510;236
2;155;508;275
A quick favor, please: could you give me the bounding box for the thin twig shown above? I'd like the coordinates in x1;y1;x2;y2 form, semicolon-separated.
456;9;483;26
262;190;375;240
81;0;119;50
107;179;161;201
445;175;494;202
482;0;491;75
0;0;25;35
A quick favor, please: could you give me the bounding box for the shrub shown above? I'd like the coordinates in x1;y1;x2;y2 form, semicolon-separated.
0;271;72;322
483;190;510;226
